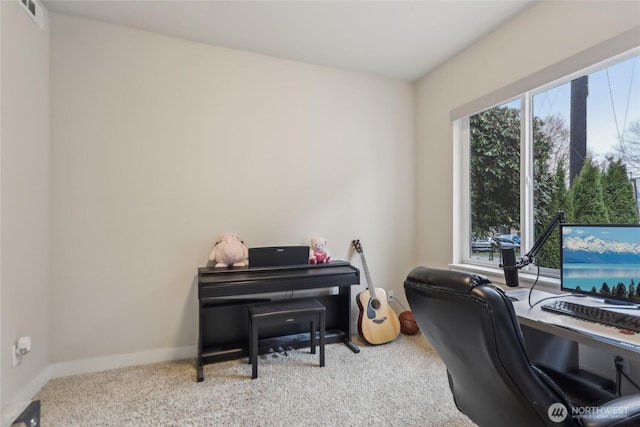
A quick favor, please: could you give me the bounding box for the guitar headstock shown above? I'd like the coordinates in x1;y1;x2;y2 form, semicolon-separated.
351;239;363;254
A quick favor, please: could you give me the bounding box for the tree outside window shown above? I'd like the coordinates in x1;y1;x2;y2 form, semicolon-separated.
469;54;640;270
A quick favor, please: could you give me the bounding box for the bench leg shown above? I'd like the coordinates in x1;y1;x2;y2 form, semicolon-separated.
319;311;325;368
251;320;258;379
310;320;316;354
248;316;252;364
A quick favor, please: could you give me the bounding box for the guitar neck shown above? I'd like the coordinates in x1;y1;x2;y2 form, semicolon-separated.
358;253;377;300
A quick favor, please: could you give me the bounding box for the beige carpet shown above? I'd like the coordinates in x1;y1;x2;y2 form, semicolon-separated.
34;334;476;426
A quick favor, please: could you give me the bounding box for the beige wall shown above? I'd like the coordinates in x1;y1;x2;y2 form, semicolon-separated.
2;0;639;411
0;0;50;409
415;1;640;270
49;14;415;364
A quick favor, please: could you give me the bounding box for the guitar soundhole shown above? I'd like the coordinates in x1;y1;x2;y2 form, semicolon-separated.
371;299;381;310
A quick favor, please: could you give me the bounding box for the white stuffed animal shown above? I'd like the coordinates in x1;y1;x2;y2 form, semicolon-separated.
209;232;249;268
309;236;330;264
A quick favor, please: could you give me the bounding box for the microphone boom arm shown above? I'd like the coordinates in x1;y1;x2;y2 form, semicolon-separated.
515;210;566;269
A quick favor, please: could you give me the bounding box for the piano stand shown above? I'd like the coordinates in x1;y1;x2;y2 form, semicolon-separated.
343;338;361;353
197;261;360;382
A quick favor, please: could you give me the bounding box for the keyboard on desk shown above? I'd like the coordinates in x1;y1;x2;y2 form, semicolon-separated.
541;300;640;333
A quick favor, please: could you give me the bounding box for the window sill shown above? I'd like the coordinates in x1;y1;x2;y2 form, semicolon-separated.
448;263;562;294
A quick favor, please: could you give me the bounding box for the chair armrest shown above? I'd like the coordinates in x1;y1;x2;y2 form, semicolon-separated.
580;394;640;427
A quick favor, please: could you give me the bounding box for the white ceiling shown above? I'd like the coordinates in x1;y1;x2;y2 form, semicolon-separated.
41;0;536;81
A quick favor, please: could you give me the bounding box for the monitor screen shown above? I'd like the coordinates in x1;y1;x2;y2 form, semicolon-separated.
561;224;640;303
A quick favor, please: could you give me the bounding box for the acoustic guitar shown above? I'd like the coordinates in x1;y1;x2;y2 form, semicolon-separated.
352;240;400;345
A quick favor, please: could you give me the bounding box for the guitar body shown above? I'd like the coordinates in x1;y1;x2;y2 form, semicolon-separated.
356;285;401;345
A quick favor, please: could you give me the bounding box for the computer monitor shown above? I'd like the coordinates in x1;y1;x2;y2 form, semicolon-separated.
561;223;640;303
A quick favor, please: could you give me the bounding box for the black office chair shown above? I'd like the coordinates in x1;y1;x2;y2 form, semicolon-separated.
404;266;640;427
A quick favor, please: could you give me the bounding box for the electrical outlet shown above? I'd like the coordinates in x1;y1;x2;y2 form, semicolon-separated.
388;290;394;301
12;344;19;367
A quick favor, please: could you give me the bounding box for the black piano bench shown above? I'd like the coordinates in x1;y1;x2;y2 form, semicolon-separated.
248;299;326;379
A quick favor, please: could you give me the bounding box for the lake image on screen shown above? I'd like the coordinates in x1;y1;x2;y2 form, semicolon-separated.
563;264;640;290
561;225;640;299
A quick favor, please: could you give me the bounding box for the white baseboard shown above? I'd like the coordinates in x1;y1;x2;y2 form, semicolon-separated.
51;345;197;379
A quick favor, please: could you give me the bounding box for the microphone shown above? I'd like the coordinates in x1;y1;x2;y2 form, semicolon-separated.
497;211;566;289
500;247;519;287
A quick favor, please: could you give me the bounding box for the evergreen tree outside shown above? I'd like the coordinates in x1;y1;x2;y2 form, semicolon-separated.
602;158;639;223
570;158;610;223
536;164;571;269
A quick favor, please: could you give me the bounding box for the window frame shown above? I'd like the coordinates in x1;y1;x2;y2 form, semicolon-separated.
453;47;640;288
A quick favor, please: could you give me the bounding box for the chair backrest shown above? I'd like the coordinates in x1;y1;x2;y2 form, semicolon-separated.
404;267;573;427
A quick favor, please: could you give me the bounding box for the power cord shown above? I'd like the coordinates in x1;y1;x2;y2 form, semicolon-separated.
526;263;566;309
616;356;623;396
389;295;408;313
614;356;640;396
527;263;541;308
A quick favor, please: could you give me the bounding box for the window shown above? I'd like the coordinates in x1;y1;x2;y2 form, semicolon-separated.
460;51;640;278
469;100;522;263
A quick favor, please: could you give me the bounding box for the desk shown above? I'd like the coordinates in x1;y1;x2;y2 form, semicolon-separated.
507;288;640;393
197;261;360;382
